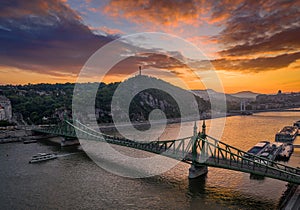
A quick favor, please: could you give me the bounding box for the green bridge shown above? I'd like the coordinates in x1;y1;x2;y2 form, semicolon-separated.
33;120;300;184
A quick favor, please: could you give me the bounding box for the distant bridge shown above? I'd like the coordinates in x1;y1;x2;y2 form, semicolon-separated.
32;120;300;184
252;109;300;113
230;108;300;114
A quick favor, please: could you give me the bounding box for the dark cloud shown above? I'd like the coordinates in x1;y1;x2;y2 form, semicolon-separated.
0;0;78;18
103;0;200;27
212;52;300;72
206;0;300;72
219;27;300;56
106;53;188;76
1;0;299;79
217;0;300;56
0;0;199;80
102;0;300;73
139;53;188;69
0;0;114;76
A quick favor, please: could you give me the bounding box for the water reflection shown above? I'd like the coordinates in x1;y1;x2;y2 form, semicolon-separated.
188;175;207;196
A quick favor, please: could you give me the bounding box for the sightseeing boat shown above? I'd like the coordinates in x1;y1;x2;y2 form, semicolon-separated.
246;141;288;164
245;141;270;157
259;142;282;161
29;153;57;163
23;139;37;144
275;126;298;142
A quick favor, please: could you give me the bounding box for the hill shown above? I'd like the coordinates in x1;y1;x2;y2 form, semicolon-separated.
0;76;210;124
192;89;255;111
193;89;240;102
79;75;210;123
230;91;259;100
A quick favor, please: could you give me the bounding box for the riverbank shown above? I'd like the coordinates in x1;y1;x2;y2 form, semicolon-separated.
0;129;28;143
96;112;239;130
0;127;45;144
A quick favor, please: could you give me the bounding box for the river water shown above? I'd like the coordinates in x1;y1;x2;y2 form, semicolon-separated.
0;111;300;209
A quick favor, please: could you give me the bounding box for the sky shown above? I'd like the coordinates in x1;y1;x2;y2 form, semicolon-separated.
0;0;299;93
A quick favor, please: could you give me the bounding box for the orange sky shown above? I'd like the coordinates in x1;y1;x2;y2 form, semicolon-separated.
0;0;299;94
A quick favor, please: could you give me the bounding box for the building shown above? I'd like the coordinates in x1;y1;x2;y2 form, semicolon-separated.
255;92;300;110
0;95;12;121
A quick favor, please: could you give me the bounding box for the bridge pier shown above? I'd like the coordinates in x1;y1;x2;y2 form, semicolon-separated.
61;137;80;147
189;121;208;179
188;165;208;179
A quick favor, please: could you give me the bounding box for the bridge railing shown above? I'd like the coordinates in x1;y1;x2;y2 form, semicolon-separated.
197;135;300;181
33;121;77;138
70;120;195;160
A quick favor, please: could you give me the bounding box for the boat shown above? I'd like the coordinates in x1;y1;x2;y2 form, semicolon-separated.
240;111;253;115
23;139;37;144
275;126;298;142
259;142;282;161
276;143;294;161
245;141;270;158
29;153;57;163
246;141;282;165
293;120;300;128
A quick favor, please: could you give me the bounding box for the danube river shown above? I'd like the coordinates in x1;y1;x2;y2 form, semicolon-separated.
0;111;299;209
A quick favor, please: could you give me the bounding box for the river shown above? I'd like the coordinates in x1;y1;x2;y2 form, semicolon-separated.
0;111;299;209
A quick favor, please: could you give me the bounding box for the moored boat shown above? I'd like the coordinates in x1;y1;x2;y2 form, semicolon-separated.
246;141;282;165
23;139;37;144
247;141;270;155
245;141;270;158
293;120;300;128
275;126;298;142
259;142;282;161
29;153;57;163
276;143;294;161
240;111;253;115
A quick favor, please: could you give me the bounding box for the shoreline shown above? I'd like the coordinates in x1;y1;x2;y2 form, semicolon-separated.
97;113;232;130
0;108;298;133
95;108;300;131
90;108;300;130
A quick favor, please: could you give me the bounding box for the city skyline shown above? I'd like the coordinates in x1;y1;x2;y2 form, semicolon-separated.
0;0;299;93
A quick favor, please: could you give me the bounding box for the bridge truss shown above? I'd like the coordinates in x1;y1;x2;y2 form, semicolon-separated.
33;120;300;184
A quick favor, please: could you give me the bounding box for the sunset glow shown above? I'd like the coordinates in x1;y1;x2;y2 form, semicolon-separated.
0;0;299;94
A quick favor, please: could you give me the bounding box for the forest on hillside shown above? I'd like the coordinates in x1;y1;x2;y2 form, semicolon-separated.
0;76;211;124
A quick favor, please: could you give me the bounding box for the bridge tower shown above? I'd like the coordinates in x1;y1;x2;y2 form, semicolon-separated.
188;120;208;179
201;119;206;138
240;100;246;112
193;121;198;136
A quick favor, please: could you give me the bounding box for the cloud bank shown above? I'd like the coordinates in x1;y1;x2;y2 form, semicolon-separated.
0;0;114;77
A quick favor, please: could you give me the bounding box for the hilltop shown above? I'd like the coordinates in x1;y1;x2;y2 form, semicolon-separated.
230;91;259;100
